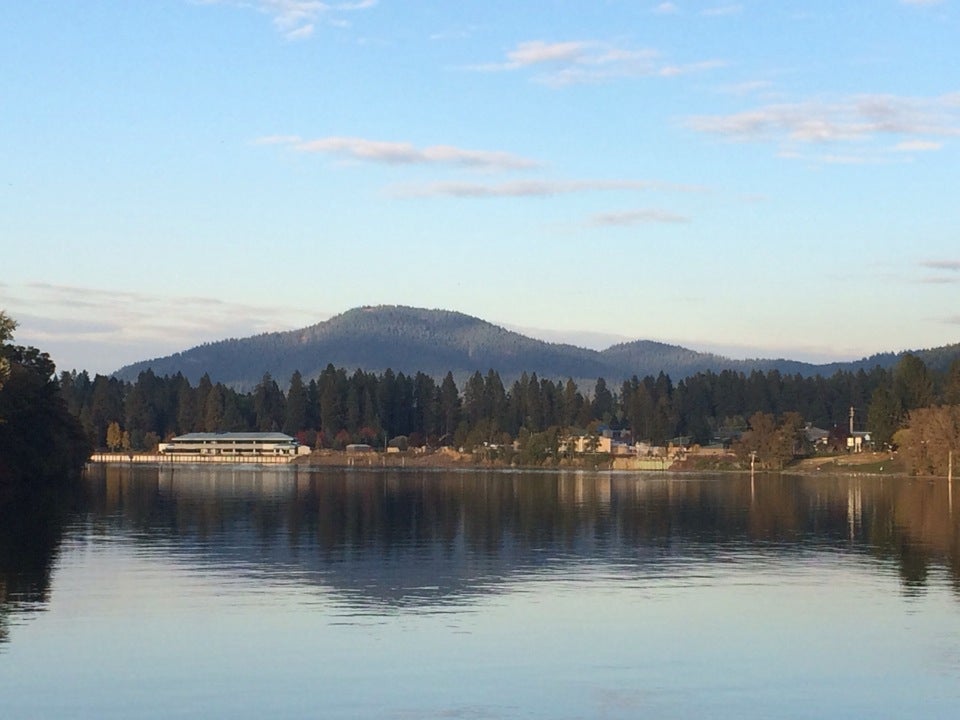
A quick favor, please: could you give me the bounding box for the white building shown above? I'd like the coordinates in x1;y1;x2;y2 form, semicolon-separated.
159;432;305;457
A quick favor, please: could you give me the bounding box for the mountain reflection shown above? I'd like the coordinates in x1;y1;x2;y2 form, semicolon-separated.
72;465;960;611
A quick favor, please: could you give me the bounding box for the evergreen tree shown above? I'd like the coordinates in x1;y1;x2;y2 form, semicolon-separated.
283;370;308;435
345;381;362;434
203;384;225;431
318;364;345;437
195;374;213;431
463;371;486;428
305;378;320;430
174;373;196;435
868;384;903;449
88;374;124;448
944;358;960;405
413;372;439;440
438;372;460;439
221;390;248;431
523;373;544;431
894;353;933;411
591;377;614;424
562;378;581;428
253;372;285;432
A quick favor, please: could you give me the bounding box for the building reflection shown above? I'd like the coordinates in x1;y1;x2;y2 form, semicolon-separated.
71;465;960;611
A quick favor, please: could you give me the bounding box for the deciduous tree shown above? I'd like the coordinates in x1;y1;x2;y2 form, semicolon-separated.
894;405;960;476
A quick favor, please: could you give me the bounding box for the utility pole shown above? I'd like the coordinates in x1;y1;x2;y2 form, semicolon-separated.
849;406;855;435
949;449;953;517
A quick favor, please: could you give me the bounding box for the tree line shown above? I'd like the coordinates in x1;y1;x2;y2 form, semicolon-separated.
57;352;960;468
1;312;91;498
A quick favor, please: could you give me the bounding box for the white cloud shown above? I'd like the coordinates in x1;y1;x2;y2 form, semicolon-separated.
915;260;960;287
893;139;943;152
391;178;707;199
589;209;690;226
657;59;727;78
508;40;590;66
285;22;315;40
204;0;377;40
686;92;960;159
469;39;723;86
259;135;539;170
653;3;679;15
820;154;872;165
1;282;324;373
701;4;744;16
920;260;960;271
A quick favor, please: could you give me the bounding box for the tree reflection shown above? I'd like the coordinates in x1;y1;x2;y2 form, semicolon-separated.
0;478;80;645
79;466;960;608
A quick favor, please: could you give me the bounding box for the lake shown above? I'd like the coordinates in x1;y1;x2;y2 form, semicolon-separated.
3;465;960;718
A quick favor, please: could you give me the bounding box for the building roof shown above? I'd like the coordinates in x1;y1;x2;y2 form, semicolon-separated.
805;426;830;441
171;432;296;442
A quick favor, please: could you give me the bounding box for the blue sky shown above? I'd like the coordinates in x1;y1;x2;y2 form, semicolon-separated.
2;0;958;374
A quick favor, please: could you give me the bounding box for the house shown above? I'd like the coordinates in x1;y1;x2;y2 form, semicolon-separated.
805;424;831;448
847;431;872;453
159;432;305;457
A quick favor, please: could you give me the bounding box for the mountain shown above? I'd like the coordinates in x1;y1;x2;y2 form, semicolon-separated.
113;305;960;390
115;306;613;390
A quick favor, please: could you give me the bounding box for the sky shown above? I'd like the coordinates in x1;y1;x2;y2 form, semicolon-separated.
2;1;959;375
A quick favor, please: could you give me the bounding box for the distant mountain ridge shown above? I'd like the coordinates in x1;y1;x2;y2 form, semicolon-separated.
113;305;960;391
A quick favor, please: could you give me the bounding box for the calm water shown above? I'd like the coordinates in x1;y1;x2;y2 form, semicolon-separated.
3;466;960;719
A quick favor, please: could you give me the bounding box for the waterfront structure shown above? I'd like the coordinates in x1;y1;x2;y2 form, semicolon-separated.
159;432;305;457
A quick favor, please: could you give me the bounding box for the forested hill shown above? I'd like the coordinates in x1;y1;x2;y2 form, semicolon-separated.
113;305;960;390
115;306;612;390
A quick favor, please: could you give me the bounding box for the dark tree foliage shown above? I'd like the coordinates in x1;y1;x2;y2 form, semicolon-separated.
51;350;953;458
0;345;91;500
253;372;285;432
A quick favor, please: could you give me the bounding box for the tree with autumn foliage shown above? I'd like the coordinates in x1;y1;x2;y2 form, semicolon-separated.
893;406;960;476
735;411;808;470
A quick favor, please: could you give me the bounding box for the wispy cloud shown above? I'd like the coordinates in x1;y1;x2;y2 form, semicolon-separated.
652;3;679;15
203;0;377;40
920;259;960;271
1;282;323;373
893;139;944;152
916;260;960;286
718;80;775;97
589;209;690;226
258;135;539;170
702;4;744;16
468;40;724;86
686;92;960;158
391;178;707;199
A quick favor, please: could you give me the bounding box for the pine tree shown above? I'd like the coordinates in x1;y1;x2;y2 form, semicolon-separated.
283;371;308;435
438;372;460;439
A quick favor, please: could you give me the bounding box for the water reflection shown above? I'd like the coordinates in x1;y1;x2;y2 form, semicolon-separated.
0;485;79;644
6;466;960;719
70;465;960;612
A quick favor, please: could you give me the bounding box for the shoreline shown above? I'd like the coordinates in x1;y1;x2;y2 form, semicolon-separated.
85;449;923;478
